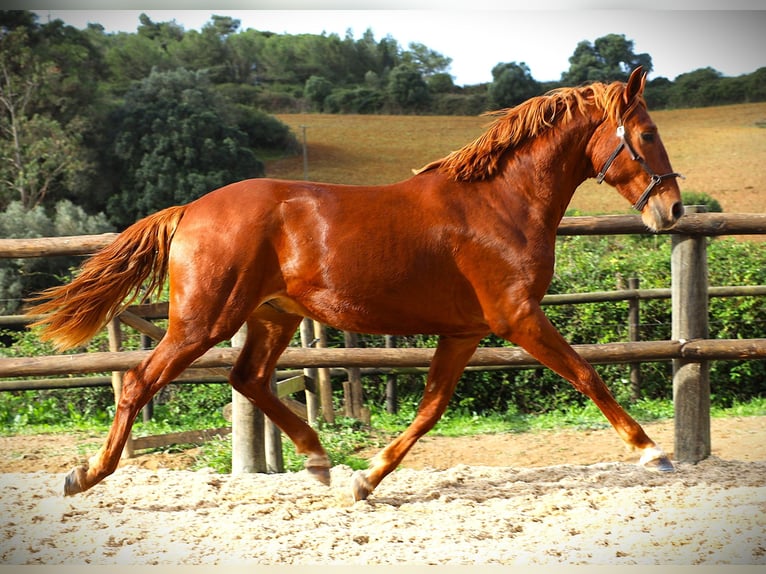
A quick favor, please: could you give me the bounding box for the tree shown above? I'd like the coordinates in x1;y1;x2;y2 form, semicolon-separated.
427;72;455;94
304;75;333;111
107;68;265;227
404;42;452;77
0;200;113;314
0;25;92;209
387;63;430;112
488;62;541;108
562;34;652;84
745;67;766;102
667;67;723;108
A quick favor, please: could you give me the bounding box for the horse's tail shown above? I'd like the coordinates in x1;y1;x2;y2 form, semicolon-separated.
26;205;187;351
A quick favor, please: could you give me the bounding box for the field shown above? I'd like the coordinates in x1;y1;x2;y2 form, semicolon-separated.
267;103;766;215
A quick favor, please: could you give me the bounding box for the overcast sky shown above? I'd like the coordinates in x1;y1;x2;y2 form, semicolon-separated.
35;9;765;86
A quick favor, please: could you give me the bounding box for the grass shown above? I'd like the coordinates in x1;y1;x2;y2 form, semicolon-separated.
189;396;765;473
267;103;766;215
372;396;766;438
2;396;763;474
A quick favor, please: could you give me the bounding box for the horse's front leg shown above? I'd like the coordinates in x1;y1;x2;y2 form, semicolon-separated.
491;300;674;472
352;334;481;501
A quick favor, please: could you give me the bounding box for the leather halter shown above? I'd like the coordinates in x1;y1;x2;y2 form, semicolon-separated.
596;124;684;212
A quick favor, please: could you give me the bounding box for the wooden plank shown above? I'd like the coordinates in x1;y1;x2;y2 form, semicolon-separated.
125;302;169;319
8;284;763;328
119;310;166;341
0;212;760;260
276;374;305;398
0;233;118;258
132;427;231;451
556;212;766;236
3;339;766;379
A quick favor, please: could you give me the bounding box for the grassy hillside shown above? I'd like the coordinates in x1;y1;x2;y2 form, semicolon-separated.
267;103;766;215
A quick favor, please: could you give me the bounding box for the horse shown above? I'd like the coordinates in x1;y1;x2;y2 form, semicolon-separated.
27;67;683;501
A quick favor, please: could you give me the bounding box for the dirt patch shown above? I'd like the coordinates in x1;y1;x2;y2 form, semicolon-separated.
0;417;764;565
1;416;763;474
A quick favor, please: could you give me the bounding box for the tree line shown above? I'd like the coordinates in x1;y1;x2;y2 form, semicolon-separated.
0;10;764;313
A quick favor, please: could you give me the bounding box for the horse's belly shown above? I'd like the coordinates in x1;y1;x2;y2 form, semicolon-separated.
268;284;488;337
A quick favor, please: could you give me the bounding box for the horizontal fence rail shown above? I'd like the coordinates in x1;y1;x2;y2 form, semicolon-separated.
1;213;765;260
2;339;765;379
2;284;764;327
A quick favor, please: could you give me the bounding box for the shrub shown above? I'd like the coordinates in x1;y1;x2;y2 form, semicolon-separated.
0;200;114;314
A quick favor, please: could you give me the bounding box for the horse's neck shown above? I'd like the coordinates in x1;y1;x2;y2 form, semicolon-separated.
505;115;597;224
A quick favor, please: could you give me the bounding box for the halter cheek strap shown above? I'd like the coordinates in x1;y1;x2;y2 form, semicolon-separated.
596;123;684;211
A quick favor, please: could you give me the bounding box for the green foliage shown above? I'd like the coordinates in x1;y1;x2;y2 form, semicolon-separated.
372;397;763;439
194;417;374;474
304;75;334;111
386;63;431;113
562;33;653;84
0;20;102;210
0;388;114;430
324;87;385;114
682;191;723;213
144;383;230;429
0;200;114;314
488;62;542;108
107;68;266;227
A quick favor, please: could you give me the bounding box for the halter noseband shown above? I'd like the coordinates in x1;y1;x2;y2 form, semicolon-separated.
595;123;684;212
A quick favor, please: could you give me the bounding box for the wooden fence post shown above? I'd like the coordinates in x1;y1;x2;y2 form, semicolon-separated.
264;372;284;473
671;205;711;463
139;333;154;423
343;331;363;419
313;321;334;424
230;325;267;474
299;318;319;426
627;277;641;401
107;317;133;458
385;335;398;414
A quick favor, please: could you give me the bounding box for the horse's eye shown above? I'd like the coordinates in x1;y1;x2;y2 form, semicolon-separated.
640;132;656;143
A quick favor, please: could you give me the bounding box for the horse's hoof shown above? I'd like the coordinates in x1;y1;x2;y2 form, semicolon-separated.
64;466;87;496
639;446;675;473
307;465;332;486
352;471;373;501
643;455;675;473
305;454;332;486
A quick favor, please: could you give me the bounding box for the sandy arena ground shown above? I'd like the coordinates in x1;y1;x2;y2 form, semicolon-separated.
0;416;763;565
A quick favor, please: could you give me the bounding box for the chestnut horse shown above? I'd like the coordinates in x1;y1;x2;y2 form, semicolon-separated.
28;67;683;500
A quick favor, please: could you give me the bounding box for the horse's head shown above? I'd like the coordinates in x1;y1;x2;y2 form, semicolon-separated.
589;67;684;232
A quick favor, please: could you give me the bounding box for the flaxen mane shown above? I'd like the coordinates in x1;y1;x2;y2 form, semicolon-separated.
417;80;642;182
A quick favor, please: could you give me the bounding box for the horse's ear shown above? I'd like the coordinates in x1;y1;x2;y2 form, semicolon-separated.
624;66;647;105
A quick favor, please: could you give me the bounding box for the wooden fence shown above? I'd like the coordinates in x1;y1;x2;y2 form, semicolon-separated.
1;210;765;470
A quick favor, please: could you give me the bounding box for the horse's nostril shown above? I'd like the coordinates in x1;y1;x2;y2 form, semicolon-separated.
672;201;685;220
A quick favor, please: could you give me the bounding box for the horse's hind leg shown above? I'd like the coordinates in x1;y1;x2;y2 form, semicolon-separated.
352;334;481;501
229;305;331;485
64;330;219;495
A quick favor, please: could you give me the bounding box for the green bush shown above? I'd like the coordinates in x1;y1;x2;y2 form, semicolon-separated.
0;200;114;314
682;191;723;213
